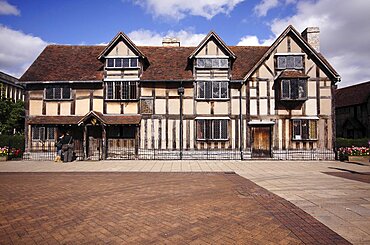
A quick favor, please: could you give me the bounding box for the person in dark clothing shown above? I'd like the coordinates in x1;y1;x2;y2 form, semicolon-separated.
54;133;64;162
61;131;74;162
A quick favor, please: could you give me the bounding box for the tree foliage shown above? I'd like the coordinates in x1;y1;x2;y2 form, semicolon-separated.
0;98;24;134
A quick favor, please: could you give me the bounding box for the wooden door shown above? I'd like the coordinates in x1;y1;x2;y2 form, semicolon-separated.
252;126;271;158
87;126;102;160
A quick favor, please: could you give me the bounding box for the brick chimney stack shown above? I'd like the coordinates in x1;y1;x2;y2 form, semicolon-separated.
302;27;320;52
162;37;180;47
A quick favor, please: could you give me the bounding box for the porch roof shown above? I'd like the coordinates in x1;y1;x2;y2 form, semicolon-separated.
28;116;83;125
28;114;142;125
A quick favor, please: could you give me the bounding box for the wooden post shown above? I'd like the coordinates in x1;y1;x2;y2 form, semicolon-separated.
83;125;87;160
135;125;139;158
102;125;106;160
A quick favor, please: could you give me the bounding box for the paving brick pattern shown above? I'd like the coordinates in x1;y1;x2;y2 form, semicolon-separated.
0;172;349;244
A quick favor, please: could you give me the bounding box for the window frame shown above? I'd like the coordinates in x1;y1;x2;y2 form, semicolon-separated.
106;57;139;69
196;119;229;141
276;54;304;70
105;81;138;101
292;119;318;141
44;87;72;101
280;79;307;101
196;58;229;69
197;81;229;100
32;126;55;141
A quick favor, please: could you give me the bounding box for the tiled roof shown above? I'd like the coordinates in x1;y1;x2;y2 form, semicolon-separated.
28;116;83;125
19;45;269;82
103;115;142;125
28;114;142;125
0;71;23;88
278;70;310;78
335;81;370;108
229;46;269;80
140;46;194;81
20;45;105;82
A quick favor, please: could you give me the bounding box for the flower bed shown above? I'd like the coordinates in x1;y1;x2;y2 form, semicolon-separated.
0;147;23;160
338;146;370;161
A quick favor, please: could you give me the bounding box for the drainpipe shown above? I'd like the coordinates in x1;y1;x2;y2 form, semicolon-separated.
178;82;184;160
239;83;244;160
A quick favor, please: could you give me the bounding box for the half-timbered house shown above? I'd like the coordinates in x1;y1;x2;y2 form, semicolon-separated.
19;25;340;160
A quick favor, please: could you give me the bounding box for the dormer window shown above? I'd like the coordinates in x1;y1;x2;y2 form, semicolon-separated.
106;58;139;68
276;54;303;70
196;58;228;68
281;79;307;100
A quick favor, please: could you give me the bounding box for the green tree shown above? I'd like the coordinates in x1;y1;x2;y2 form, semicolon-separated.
0;98;24;134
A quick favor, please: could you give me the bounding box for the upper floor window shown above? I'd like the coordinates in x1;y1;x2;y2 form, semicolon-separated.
197;119;228;140
196;58;228;69
197;81;228;100
106;58;138;68
292;119;317;140
281;79;307;100
32;126;55;141
105;81;138;100
45;87;71;100
276;55;303;70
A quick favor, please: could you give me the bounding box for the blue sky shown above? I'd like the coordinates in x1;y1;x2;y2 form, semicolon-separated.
0;0;291;45
0;0;369;87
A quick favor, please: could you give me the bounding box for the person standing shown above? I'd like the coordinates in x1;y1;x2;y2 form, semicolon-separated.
61;131;74;162
54;132;64;162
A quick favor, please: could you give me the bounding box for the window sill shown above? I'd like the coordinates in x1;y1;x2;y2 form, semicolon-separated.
280;98;307;101
105;99;139;102
43;99;73;101
196;98;230;101
196;139;229;142
105;67;140;70
292;139;318;141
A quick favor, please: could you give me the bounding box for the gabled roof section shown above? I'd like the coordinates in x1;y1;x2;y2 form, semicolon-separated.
189;31;236;59
78;111;106;126
243;25;340;82
97;32;146;60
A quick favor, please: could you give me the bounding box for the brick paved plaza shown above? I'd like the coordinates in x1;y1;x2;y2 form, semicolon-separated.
0;172;350;244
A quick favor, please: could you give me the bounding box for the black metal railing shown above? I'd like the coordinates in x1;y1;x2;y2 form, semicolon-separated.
5;139;335;161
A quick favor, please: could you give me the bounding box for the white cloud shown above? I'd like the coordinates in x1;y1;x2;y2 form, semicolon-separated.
254;0;279;17
237;35;273;46
0;0;20;16
0;25;48;78
128;29;206;46
131;0;244;20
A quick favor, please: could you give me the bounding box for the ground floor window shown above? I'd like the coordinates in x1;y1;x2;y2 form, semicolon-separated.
107;125;136;139
32;126;55;141
197;119;228;140
292;119;317;140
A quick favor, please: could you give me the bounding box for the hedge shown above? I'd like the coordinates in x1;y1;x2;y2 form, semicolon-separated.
0;134;25;151
336;137;369;148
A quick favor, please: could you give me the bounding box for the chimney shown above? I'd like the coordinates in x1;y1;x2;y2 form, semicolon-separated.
162;37;180;47
302;27;320;52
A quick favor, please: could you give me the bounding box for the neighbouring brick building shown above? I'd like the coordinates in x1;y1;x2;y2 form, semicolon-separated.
336;81;370;139
19;25;340;160
0;71;24;102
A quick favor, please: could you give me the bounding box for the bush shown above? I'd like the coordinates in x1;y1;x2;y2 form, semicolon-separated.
0;134;25;151
336;138;369;148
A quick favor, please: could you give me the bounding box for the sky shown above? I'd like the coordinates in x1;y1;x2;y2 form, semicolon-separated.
0;0;369;88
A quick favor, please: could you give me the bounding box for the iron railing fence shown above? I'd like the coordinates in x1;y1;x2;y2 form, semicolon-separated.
5;139;335;161
272;149;335;160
